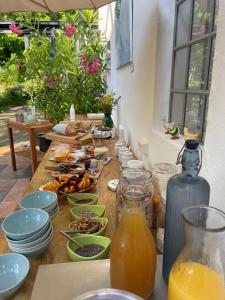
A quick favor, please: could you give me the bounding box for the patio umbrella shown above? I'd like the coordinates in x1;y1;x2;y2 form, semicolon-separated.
0;0;116;13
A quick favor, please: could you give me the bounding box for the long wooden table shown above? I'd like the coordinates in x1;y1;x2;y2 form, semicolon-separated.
0;139;120;300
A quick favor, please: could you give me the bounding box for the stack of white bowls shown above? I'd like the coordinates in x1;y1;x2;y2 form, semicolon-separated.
19;191;58;220
2;208;53;258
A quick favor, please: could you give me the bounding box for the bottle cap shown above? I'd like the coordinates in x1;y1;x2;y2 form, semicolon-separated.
185;139;199;150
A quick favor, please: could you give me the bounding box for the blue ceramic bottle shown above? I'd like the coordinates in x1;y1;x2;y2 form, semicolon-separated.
162;139;210;282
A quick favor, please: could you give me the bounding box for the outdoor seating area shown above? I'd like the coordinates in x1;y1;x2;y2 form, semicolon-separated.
0;0;225;300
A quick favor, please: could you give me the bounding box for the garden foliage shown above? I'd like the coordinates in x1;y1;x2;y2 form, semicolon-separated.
0;11;107;121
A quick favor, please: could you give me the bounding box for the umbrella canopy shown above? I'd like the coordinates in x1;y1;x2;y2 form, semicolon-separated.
0;0;115;13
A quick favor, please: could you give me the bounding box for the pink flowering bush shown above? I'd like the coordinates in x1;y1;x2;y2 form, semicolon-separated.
20;11;106;120
80;54;101;74
65;24;78;37
9;23;23;36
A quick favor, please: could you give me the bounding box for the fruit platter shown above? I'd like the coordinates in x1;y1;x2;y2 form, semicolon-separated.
39;172;97;195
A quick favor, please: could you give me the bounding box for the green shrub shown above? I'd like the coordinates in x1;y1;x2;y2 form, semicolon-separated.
0;86;28;111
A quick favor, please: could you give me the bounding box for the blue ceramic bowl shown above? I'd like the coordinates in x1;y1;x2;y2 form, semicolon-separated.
5;220;51;245
0;253;29;299
7;224;53;249
19;191;57;211
2;208;49;240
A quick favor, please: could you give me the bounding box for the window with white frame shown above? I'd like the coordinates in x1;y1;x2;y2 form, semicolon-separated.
169;0;218;142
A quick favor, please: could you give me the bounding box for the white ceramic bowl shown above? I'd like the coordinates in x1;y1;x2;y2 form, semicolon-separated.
7;223;53;250
8;231;53;258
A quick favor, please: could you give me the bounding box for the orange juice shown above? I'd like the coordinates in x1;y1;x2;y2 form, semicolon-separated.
110;210;156;299
168;262;225;300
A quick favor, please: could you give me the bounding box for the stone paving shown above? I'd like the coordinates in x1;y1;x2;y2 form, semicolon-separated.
0;107;34;221
0;107;28;147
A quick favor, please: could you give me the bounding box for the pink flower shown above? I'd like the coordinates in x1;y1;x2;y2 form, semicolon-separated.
79;54;101;74
65;24;78;38
65;24;73;32
9;22;22;36
81;53;87;63
65;31;73;37
92;58;100;66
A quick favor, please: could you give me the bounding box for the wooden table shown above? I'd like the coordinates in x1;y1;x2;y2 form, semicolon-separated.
7;120;53;174
0;139;120;300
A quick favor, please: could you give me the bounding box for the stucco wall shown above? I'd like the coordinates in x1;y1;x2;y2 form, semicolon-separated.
99;1;225;211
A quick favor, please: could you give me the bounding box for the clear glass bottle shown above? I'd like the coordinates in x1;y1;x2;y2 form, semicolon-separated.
110;184;156;299
168;205;225;300
116;168;154;228
163;140;210;282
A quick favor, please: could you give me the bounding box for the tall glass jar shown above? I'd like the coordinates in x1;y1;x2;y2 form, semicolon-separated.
116;168;154;228
168;206;225;300
111;184;156;299
152;163;178;253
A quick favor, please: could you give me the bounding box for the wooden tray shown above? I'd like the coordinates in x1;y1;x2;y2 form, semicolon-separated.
45;132;92;145
31;257;167;300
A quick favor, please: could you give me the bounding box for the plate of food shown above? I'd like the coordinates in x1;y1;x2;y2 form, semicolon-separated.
39;173;97;195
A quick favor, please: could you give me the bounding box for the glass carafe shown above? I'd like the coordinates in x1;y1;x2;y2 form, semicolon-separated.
163;140;210;282
168;206;225;300
116;169;154;228
110;185;156;299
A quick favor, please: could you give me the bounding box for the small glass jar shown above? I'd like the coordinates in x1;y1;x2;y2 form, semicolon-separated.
127;160;144;169
152;163;178;253
121;152;133;168
115;141;125;156
156;193;166;253
116;168;154;228
118;147;128;162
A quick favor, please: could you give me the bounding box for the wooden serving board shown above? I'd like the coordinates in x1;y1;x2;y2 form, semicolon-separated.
44;160;104;179
45;132;93;145
31;257;167;300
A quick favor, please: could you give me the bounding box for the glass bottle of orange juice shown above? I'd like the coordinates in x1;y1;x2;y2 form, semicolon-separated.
110;184;156;299
168;206;225;300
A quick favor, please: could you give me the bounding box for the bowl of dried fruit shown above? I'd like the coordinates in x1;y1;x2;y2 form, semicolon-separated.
67;193;98;208
70;205;106;220
39;173;97;196
67;235;110;262
68;216;108;236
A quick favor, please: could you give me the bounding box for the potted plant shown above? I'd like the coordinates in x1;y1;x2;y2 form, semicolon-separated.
99;93;121;128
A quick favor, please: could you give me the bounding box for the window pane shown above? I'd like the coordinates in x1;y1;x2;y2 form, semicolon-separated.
171;94;185;129
188;40;208;89
184;95;205;139
176;0;192;46
192;0;213;39
173;48;188;89
208;37;215;89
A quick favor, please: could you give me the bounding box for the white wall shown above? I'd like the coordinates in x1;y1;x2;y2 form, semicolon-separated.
99;0;225;211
